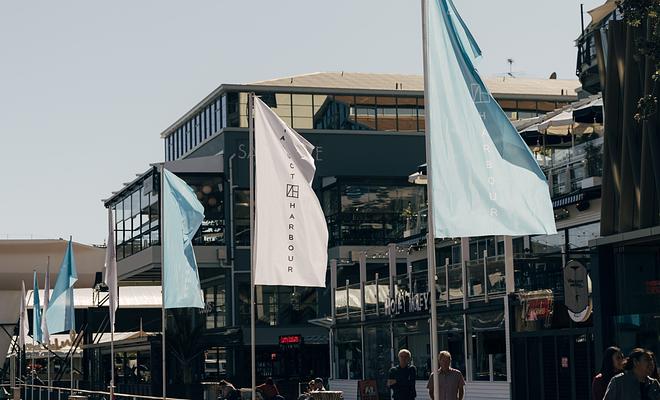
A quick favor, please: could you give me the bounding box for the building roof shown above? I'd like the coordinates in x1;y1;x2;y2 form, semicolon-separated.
251;71;580;98
0;239;105;290
159;71;580;139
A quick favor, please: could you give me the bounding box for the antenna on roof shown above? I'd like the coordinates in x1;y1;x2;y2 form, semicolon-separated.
507;58;515;77
341;71;344;77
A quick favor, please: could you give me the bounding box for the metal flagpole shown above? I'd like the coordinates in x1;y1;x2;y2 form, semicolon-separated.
47;256;51;393
248;92;257;400
70;235;74;393
110;323;115;399
160;165;167;400
421;0;441;399
70;330;73;391
31;274;35;400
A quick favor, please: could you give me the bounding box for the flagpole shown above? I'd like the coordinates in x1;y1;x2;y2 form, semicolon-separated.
248;92;257;400
110;322;115;399
160;164;167;400
421;0;441;399
31;271;35;400
69;237;74;394
46;256;51;394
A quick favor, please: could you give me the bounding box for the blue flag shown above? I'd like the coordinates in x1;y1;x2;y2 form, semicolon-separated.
45;240;78;333
33;271;42;343
162;168;205;309
425;0;556;237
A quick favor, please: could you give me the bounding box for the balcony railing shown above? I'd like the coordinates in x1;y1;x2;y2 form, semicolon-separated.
540;137;603;197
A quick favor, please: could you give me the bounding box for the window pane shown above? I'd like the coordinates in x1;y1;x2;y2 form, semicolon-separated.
568;223;600;249
531;231;566;254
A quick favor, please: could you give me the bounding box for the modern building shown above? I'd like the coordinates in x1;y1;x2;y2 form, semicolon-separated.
577;0;660;374
102;71;580;399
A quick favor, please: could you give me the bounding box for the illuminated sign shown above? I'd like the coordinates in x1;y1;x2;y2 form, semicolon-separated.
279;335;302;345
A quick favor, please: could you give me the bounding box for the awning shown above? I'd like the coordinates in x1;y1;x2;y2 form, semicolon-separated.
573;97;604;123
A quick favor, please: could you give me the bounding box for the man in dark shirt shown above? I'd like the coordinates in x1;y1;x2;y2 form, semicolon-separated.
388;349;417;400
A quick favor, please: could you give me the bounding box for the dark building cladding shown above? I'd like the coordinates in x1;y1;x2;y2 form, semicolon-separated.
576;0;660;382
99;72;582;399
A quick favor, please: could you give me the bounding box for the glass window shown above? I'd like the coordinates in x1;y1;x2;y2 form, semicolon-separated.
469;237;496;260
393;320;431;379
335;327;362;380
314;95;355;130
332;183;426;246
181;174;225;246
364;325;393;398
204;347;231;380
437;314;466;376
568;222;600;249
531;231;566;254
355;96;376;130
376;96;397;132
468;310;506;381
517;100;537;111
234;189;250;246
397;97;418;132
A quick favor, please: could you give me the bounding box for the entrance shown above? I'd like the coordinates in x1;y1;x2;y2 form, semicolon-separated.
511;330;594;400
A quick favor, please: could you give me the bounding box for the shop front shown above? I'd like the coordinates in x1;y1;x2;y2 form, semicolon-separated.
329;241;513;400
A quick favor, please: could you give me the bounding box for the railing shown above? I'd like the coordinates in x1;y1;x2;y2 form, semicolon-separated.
364;277;388;316
10;383;190;400
465;254;506;301
539;138;603;197
334;282;362;319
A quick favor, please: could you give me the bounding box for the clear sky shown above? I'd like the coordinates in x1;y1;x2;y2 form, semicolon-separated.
0;0;603;245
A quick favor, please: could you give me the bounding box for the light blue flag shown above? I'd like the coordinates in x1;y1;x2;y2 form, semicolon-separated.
45;240;78;333
162;168;205;309
425;0;556;237
32;271;42;343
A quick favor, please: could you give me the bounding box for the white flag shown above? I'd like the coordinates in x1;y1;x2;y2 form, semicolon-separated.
104;208;118;330
41;264;50;345
253;96;328;287
19;281;29;348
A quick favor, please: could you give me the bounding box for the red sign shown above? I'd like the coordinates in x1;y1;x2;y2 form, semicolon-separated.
525;298;553;321
279;335;302;345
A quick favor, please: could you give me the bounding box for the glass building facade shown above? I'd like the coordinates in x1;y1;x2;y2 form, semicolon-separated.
164;91;571;162
103;73;584;398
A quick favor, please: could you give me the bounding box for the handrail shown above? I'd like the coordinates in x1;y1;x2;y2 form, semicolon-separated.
19;383;191;400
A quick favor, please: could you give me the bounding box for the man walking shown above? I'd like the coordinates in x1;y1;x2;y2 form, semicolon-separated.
427;351;465;400
388;349;417;400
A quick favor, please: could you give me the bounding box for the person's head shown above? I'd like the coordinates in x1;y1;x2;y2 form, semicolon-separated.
600;346;624;380
437;351;452;371
219;380;235;396
624;348;652;381
647;352;659;379
314;378;324;388
398;349;412;367
265;378;274;385
308;380;316;391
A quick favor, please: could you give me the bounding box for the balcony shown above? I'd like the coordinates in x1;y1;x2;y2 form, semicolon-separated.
540;137;603;198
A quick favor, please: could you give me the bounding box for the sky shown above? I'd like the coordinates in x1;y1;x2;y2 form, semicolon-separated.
0;0;603;245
